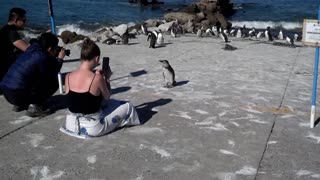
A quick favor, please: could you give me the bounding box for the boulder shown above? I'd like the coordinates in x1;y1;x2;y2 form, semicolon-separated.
164;12;196;24
145;19;159;27
60;30;86;44
113;24;128;36
180;3;200;14
215;11;228;28
157;21;175;32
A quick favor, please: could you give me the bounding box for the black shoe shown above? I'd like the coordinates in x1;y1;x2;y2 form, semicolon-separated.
12;105;27;112
25;104;51;117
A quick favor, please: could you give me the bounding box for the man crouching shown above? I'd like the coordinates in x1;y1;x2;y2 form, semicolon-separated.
0;32;65;117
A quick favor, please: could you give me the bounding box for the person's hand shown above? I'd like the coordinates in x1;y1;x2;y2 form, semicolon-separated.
58;48;66;59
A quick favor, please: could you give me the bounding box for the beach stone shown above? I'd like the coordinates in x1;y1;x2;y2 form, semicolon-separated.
214;11;228;28
182;20;195;33
60;30;86;44
145;19;159;27
157;21;175;32
113;24;128;36
164;12;196;24
180;3;200;13
196;12;206;22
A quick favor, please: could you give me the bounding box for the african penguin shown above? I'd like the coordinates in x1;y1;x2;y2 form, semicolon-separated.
159;60;176;88
256;31;263;39
286;35;294;46
220;28;228;43
141;23;148;35
278;29;284;40
156;31;164;45
205;28;213;37
196;28;203;38
265;27;273;41
230;29;236;37
236;28;242;38
147;32;157;48
122;30;129;45
248;28;256;38
171;28;176;38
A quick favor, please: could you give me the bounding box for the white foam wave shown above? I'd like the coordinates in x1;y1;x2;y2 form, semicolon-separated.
56;24;93;36
231;21;302;30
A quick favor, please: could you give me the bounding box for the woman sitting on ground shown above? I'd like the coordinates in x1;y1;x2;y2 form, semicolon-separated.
63;38;140;137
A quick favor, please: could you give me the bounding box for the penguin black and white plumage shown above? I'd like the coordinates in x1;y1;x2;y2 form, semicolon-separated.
265;26;273;41
286;35;294;46
103;38;117;45
171;28;177;38
205;28;213;37
147;32;157;48
156;31;164;46
294;33;302;41
122;30;129;45
256;31;263;39
220;28;228;43
141;23;148;35
248;28;256;38
241;25;248;38
212;26;218;37
196;28;203;38
236;28;242;38
229;29;236;37
159;60;176;88
278;29;284;40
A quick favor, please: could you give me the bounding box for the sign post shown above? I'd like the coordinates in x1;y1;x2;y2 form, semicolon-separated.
48;0;64;94
303;6;320;128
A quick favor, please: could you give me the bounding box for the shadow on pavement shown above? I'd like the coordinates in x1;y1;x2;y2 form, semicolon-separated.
112;86;131;95
136;98;172;124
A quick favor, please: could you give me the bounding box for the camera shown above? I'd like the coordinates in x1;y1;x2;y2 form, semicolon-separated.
56;46;70;56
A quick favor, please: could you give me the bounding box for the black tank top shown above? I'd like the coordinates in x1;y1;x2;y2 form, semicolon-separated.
67;74;103;114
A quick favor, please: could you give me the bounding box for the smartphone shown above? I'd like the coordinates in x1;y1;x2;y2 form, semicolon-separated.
102;57;111;77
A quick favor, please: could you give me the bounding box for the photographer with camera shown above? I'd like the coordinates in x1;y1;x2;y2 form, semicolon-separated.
0;32;66;117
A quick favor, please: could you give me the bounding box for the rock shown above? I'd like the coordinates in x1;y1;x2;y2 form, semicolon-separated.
180;3;200;14
164;12;196;24
215;11;228;28
157;21;175;32
196;12;206;22
113;24;128;36
60;30;86;44
145;19;159;27
200;20;211;29
182;20;195;33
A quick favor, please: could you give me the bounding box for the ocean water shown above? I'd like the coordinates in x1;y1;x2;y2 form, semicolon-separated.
1;0;320;35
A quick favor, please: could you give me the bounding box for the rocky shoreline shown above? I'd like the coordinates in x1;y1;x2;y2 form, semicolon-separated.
59;0;235;44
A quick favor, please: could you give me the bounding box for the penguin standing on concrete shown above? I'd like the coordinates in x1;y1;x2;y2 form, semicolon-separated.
229;28;236;37
265;26;273;41
156;30;164;46
236;28;242;38
159;60;176;88
205;28;213;37
248;28;256;38
278;29;284;40
141;23;148;35
122;30;129;45
196;27;203;38
147;32;157;48
256;31;263;39
286;35;294;46
220;28;228;43
171;28;177;38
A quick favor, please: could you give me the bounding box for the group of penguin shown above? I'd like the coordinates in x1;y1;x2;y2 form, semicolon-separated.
141;24;165;48
195;25;301;46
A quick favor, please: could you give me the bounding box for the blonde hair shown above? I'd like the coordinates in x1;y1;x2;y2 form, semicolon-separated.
80;38;100;60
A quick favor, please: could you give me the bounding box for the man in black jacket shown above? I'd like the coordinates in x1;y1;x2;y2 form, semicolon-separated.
0;7;30;82
0;33;66;117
